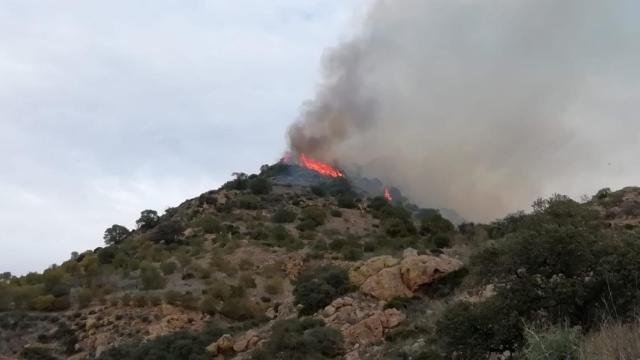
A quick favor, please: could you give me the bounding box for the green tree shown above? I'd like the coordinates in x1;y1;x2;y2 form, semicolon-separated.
103;224;130;245
249;177;272;195
136;210;159;230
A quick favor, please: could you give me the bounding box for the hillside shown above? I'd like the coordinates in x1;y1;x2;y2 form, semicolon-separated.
2;162;640;360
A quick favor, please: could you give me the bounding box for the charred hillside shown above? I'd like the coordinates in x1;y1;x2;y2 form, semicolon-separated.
2;162;640;360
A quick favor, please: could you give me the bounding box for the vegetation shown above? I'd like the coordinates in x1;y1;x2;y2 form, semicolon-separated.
293;265;350;315
251;318;344;360
103;224;130;245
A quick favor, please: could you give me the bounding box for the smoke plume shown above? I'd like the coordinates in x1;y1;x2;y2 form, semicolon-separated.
289;0;640;221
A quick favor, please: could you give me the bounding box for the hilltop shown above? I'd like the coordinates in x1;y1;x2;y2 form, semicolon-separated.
2;162;640;360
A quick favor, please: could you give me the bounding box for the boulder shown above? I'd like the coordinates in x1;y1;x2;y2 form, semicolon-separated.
360;267;412;301
343;309;406;346
349;256;399;286
207;334;234;355
399;255;464;292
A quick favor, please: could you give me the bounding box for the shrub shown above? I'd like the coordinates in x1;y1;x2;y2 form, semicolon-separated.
432;233;450;249
148;294;162;306
194;216;222;234
419;210;454;235
523;324;581;360
150;220;185;244
341;246;364;261
98;327;225;360
437;300;522;358
311;186;326;197
31;295;56;312
163;290;181;306
139;265;166;290
200;295;219;315
264;277;284;296
132;294;148;307
336;194;357;209
294;266;350;315
76;288;94;309
272;208;297;223
160;261;177;275
239;273;257;289
237;195;261;210
19;346;58;360
251;318;343;360
249;177;272;195
220;298;255;321
382;217;417;238
298;207;327;230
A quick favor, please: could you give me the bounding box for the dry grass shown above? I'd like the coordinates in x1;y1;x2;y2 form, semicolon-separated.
580;321;640;360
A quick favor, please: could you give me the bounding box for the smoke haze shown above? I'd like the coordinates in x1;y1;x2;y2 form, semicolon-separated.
289;0;640;221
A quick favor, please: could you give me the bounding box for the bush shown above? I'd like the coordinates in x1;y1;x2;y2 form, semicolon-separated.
337;194;357;209
220;298;255;321
19;346;58;360
432;233;450;249
194;216;222;234
150;220;185;244
294;266;350;315
200;295;219;315
419;210;454;235
163;290;181;306
98;327;225;360
298;207;327;230
272;208;297;223
249;177;272;195
264;277;284;296
132;294;148;307
237;195;261;210
251;318;344;360
139;265;166;290
239;273;257;289
76;288;94;309
382;217;417;238
160;261;178;275
523;325;582;360
437;300;522;358
311;186;326;197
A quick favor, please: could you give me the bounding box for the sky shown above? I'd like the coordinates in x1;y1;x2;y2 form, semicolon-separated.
0;0;367;275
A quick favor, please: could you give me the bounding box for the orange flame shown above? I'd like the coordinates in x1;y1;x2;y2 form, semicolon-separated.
299;153;343;178
384;187;392;201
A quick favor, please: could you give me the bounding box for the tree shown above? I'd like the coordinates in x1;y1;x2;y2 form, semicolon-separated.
103;224;130;245
249;177;272;195
136;210;159;230
294;266;350;315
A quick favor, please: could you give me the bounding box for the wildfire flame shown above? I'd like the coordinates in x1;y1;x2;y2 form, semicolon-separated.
384;187;393;201
298;153;344;178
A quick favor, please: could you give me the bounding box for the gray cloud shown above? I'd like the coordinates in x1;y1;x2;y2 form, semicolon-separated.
0;0;363;275
289;0;640;221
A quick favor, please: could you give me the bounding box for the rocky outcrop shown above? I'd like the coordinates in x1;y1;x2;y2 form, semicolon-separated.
352;251;464;301
360;267;413;301
349;255;399;286
399;254;464;292
318;295;406;354
207;334;234;355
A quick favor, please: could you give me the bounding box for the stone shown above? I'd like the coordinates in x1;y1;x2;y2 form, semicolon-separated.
208;334;233;355
349;255;399;286
324;305;337;316
403;248;418;258
381;308;406;328
399;255;464;292
343;309;406;347
360;267;412;301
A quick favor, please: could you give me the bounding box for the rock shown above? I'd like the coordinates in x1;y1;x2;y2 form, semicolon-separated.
343;309;406;347
85;317;98;330
345;350;361;360
350;256;399;286
360;267;412;301
403;248;418;258
206;343;218;354
233;338;248;353
208;334;234;355
342;297;354;306
324;305;337;316
381;308;406;328
399;255;464;291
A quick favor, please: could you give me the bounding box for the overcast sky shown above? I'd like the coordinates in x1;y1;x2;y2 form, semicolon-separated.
0;1;366;275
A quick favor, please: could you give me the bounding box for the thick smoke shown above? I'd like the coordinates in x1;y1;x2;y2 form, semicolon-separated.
289;0;640;221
